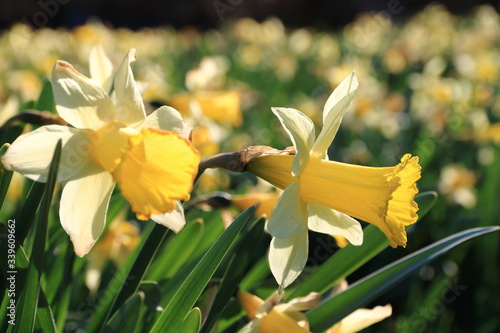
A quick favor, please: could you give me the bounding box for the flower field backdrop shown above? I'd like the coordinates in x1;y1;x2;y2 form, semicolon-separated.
1;4;499;333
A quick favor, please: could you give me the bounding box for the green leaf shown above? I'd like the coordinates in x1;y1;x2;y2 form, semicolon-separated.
0;230;55;332
200;217;266;333
307;226;500;331
36;80;55;113
10;140;61;333
287;191;437;300
150;206;256;333
179;308;202;333
239;256;271;291
85;222;169;332
102;293;144;333
0;144;13;211
146;219;204;281
15;181;45;245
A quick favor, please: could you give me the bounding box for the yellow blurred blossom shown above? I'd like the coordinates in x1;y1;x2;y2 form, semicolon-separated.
237;290;320;333
438;164;477;208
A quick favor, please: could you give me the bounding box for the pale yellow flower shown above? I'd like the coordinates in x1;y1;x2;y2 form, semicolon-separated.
1;48;200;256
247;73;421;289
237;290;320;333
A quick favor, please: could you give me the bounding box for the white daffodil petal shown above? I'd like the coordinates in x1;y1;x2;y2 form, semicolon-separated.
267;182;308;239
272;107;315;177
151;200;186;233
308;203;363;246
311;73;358;158
142;106;192;139
1;125;94;183
269;232;309;290
89;45;113;93
239;319;261;333
52;60;115;130
330;305;392;333
113;49;146;126
60;164;114;257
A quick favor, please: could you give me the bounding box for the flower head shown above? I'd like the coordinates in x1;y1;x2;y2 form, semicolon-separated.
247;73;421;289
1;47;200;256
237;289;320;333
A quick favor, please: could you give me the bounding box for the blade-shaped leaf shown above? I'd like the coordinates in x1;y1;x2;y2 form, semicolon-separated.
102;292;144;333
0;226;49;332
287;191;437;300
179;308;202;333
85;222;169;332
10;140;61;333
146;219;204;281
307;226;500;331
200;218;266;333
0;144;13;211
150;206;256;333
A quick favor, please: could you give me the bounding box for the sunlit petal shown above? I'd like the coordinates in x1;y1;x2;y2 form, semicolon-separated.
142;106;192;139
60;164;115;257
308;203;363;246
311;73;358;158
113;49;147;126
260;307;310;333
151;201;186;233
269;232;309;290
1;125;94;182
327;304;392;333
237;290;265;320
272;107;315;176
52;60;115;129
267;182;308;238
89;45;113;93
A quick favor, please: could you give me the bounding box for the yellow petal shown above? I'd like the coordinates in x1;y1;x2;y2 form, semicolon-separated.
237;290;265;320
170;91;242;126
90;122;136;173
113;128;200;220
248;154;421;247
260;308;310;333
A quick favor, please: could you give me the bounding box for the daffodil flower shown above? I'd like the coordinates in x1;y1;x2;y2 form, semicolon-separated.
1;48;200;256
247;73;421;289
237;289;320;333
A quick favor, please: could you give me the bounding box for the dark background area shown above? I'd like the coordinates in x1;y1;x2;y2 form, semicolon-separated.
0;0;499;31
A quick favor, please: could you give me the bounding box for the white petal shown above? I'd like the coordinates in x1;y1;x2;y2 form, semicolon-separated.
310;73;358;158
52;60;115;130
113;49;146;126
272;107;315;177
142;106;192;139
308;203;363;246
239;320;261;333
60;164;115;257
1;125;94;183
89;45;113;93
269;232;309;290
151;201;186;233
267;182;308;239
330;305;392;333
